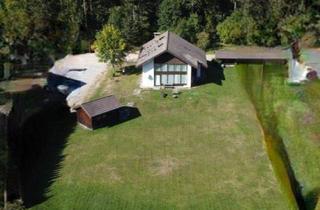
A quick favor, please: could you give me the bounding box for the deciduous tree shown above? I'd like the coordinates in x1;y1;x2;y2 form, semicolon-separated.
93;24;126;76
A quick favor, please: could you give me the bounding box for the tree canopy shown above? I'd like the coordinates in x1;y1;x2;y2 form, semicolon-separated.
93;24;126;72
0;0;319;64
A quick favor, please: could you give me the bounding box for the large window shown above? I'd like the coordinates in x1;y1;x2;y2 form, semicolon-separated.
154;64;188;86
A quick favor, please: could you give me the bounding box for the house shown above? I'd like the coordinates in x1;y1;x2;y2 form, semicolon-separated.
136;31;208;88
76;95;121;130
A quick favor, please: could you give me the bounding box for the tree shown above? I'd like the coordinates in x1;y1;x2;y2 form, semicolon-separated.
217;10;259;45
196;31;210;50
108;0;152;47
158;0;184;32
0;0;82;63
93;24;126;76
278;14;312;45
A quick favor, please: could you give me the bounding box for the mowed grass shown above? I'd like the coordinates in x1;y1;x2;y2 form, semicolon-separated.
30;69;289;210
237;64;320;209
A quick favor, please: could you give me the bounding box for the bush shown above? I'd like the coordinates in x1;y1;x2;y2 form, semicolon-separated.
196;31;210;50
5;200;25;210
301;32;318;47
278;14;311;45
217;10;259;45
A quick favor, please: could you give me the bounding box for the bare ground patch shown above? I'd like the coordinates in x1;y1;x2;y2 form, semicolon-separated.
149;156;184;176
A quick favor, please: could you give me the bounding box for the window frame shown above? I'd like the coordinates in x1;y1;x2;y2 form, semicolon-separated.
154;64;188;86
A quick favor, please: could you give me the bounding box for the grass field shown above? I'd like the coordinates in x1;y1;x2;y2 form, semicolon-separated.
23;67;292;210
237;64;320;210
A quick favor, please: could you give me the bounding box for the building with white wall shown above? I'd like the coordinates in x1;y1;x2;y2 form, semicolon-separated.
136;31;208;88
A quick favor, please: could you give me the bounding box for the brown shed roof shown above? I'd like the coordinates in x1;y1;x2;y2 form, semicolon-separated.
136;31;208;68
80;95;120;118
215;47;291;61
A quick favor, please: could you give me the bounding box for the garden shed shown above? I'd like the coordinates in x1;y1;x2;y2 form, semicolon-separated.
76;95;121;130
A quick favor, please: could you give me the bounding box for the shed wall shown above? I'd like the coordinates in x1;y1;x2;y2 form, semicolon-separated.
77;108;92;129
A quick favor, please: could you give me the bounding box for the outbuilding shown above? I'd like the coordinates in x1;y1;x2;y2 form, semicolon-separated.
76;95;121;130
136;31;208;88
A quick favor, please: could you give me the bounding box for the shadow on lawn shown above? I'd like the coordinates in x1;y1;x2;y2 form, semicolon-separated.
122;65;141;75
8;86;76;208
199;60;225;86
305;188;320;210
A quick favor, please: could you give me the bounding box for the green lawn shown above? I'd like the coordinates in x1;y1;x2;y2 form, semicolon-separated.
27;68;291;210
237;64;320;210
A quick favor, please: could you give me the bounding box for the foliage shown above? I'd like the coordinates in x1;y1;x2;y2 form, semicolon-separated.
158;0;184;32
93;24;126;74
108;1;152;47
278;14;312;45
5;201;25;210
196;31;210;50
0;0;81;63
217;10;259;45
175;14;200;43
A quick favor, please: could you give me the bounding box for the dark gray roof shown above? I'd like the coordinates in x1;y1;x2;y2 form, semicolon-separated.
216;47;291;61
136;31;208;68
80;95;120;118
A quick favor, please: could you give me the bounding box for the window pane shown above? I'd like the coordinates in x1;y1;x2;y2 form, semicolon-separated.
161;64;167;72
175;74;181;84
155;75;161;86
168;65;175;72
168;75;174;85
155;64;160;72
181;65;187;72
161;74;167;85
181;75;187;84
174;65;180;72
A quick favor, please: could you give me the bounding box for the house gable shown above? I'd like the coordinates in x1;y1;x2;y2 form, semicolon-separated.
154;52;186;65
136;31;207;69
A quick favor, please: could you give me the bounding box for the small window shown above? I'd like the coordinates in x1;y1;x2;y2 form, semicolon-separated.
168;75;174;85
181;75;187;84
174;65;180;72
155;64;161;72
175;74;181;84
161;74;168;85
161;64;167;72
181;65;187;72
155;75;161;86
168;65;175;72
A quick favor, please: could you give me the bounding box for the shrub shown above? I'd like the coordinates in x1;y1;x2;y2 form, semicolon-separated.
278;14;311;45
217;10;259;45
196;31;210;50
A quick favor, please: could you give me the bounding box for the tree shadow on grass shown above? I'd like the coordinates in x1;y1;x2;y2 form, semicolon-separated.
305;188;320;210
8;86;76;208
122;65;141;76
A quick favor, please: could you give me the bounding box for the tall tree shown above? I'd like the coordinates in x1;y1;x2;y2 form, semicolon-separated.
0;0;82;62
108;0;153;47
93;24;126;76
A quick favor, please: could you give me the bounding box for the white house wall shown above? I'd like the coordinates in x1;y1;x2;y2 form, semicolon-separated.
141;60;192;89
141;59;154;88
186;65;192;88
